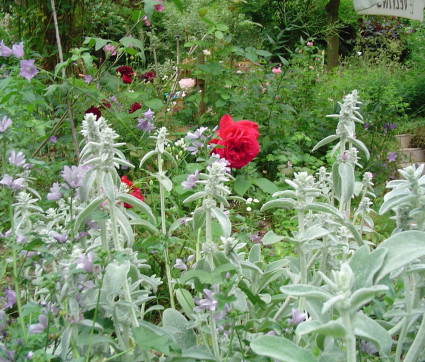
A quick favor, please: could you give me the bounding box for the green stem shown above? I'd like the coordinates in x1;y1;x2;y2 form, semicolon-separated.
209;311;220;359
395;273;412;362
404;309;425;362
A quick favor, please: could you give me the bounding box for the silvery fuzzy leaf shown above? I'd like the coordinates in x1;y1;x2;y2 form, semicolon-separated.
103;261;130;296
80;167;97;202
162;150;178;167
347;136;370;159
102;170;115;201
167;217;190;237
249;243;261;263
262;230;285;245
375;230;425;282
213;192;230;207
211;207;231;237
74;195;104;233
353;311;392;357
339;163;354;203
301;226;330;242
349;285;388;313
251;335;318;362
264;259;290;272
383;186;410;201
113;157;134;169
255;270;284;295
285;179;299;190
80;156;101;168
175;288;195;318
129;218;159;235
305;202;343;219
183;191;207;204
260;198;296;212
322;294;346;314
272;190;297;198
114;206;134;247
117;193;156;224
296;319;346;339
156;173;173;192
192;207;206;231
349;245;387;290
114;148;131;163
280;285;331;301
162;309;197;350
139;150;157;168
379;194;415;215
78;319;104;332
312;134;339;152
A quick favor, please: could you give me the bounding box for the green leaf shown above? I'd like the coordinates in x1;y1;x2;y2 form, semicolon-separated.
144;98;164;111
301;226;330;242
120;37;144;50
375;231;425;282
305;202;343;218
116;193;156;224
251;335;317;362
249;243;261;263
132;321;179;355
262;230;285;245
74;196;104;233
171;0;183;12
347;137;370;159
102;171;115;201
183;191;207;204
349;285;388;313
353;312;392;356
139;150;157;168
254;178;280;194
297;320;346;338
234;174;251;196
129;218;159;234
192;207;206;231
103;261;129;295
349;246;387;289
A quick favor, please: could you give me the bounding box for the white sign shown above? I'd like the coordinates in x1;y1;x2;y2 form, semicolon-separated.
354;0;387;11
357;0;425;21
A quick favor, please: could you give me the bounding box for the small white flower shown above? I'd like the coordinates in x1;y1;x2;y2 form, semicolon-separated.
357;51;362;56
246;197;253;204
203;49;211;56
246;206;252;212
253;199;259;203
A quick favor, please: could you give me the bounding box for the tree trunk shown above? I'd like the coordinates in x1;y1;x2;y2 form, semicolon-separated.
325;0;340;71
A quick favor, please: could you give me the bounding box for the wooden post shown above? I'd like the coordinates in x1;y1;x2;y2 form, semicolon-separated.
197;53;206;117
325;0;341;71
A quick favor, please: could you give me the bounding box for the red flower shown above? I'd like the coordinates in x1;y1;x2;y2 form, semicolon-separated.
141;71;155;83
101;99;111;109
85;107;101;120
210;114;260;169
116;66;133;84
129;102;142;114
121;176;145;208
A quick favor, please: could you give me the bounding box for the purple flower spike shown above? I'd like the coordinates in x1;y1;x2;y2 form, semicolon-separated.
0;174;25;190
137;119;155;132
173;258;188;271
194;288;218;313
19;59;39;82
359;340;378;355
47;182;62;200
389;123;396;131
287;308;306;326
76;252;94;273
29;314;48;334
61;165;88;188
3;287;16;309
0;115;12;133
8;150;26;167
0;41;12;57
84;75;92;84
50;231;68;243
12;42;24;58
387;152;397;162
143;108;155;121
182;170;199;190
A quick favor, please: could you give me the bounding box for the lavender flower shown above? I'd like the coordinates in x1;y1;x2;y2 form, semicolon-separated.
61;165;88;188
3;287;16;309
363;122;370;130
47;182;62;200
84;75;92;84
0;174;25;189
19;59;39;82
186;141;204;155
389;123;396;130
287;308;306;326
387;152;397;162
76;252;94;273
12;42;24;58
137;119;155;132
29;314;48;334
50;231;68;243
0;115;12;132
359;339;378;355
8;150;26;167
186;127;208;141
194;287;218;312
173;258;187;271
143;108;154;121
49;135;57;143
0;41;12;57
0;345;15;361
182;169;199;189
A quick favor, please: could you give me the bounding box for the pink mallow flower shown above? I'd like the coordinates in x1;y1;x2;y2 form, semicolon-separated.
155;0;165;12
272;67;282;75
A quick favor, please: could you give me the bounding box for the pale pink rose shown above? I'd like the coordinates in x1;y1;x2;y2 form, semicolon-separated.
179;78;196;90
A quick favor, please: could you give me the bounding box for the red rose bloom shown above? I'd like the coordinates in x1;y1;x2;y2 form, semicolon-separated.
129;102;142;114
141;71;155;83
210;114;260;169
85;106;102;120
116;66;133;84
121;176;145;208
